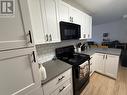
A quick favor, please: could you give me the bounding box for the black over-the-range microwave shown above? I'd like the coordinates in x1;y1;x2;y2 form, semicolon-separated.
59;21;81;40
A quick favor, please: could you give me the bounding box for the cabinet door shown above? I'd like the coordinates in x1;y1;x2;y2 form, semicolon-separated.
40;0;61;43
87;16;92;39
27;0;46;45
80;13;86;39
69;7;82;25
80;13;92;39
0;0;34;51
59;1;70;22
84;14;92;39
52;84;73;95
96;53;105;74
0;48;41;95
105;55;119;78
59;84;73;95
90;54;97;75
27;87;43;95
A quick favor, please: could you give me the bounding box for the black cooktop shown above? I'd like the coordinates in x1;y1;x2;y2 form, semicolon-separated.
55;45;90;66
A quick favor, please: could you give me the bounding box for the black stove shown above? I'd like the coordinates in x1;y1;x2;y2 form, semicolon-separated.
55;45;90;95
59;53;90;66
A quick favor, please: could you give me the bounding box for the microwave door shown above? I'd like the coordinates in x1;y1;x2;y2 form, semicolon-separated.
60;21;81;40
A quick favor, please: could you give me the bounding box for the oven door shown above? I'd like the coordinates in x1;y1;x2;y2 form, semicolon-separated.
73;60;90;95
79;61;90;80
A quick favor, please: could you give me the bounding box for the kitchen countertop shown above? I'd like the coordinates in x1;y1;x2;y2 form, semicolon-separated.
41;59;72;85
81;48;121;56
41;48;121;85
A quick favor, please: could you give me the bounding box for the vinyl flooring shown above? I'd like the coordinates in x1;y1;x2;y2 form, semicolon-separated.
81;66;127;95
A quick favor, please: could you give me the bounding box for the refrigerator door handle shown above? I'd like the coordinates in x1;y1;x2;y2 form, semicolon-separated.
32;51;36;62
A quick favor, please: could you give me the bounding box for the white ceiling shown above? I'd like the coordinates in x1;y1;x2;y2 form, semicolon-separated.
73;0;127;25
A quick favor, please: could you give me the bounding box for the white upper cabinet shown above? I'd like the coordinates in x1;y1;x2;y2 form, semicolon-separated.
59;1;82;24
85;15;92;39
0;48;41;95
80;13;92;39
59;1;92;40
42;0;61;43
28;0;45;45
69;7;82;25
28;0;61;45
59;2;70;22
0;0;34;51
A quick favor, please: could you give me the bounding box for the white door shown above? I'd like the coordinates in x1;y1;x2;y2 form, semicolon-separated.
105;55;119;78
59;2;70;22
96;53;105;74
27;0;46;45
0;48;41;95
40;0;61;43
0;0;34;51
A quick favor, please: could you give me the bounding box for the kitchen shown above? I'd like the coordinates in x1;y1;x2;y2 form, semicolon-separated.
0;0;127;95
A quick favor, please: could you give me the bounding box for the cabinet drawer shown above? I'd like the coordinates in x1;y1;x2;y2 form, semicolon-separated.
51;79;72;95
43;69;72;95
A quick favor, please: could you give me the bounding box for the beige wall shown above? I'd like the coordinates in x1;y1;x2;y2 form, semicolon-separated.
91;19;127;44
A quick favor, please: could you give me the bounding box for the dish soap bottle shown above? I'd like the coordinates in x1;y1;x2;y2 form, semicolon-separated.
39;64;47;80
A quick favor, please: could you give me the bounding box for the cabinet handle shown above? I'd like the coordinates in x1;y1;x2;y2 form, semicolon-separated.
49;34;52;41
106;55;108;59
90;57;93;59
59;86;66;93
84;34;86;38
46;34;48;41
58;76;65;82
103;55;105;59
32;51;36;62
72;17;73;22
88;34;90;38
70;17;72;22
90;63;92;65
28;30;32;43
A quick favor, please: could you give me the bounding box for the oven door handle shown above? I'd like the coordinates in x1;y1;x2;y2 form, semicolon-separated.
75;66;80;79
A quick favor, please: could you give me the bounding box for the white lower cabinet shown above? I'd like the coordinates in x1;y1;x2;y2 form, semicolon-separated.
95;53;105;74
91;53;119;79
42;68;73;95
90;54;97;75
0;48;42;95
105;55;119;78
51;80;72;95
28;87;43;95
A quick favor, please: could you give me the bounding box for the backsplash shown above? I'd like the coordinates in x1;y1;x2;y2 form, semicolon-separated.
36;40;86;63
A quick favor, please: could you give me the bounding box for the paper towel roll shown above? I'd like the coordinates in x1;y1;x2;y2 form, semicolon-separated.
39;64;47;80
